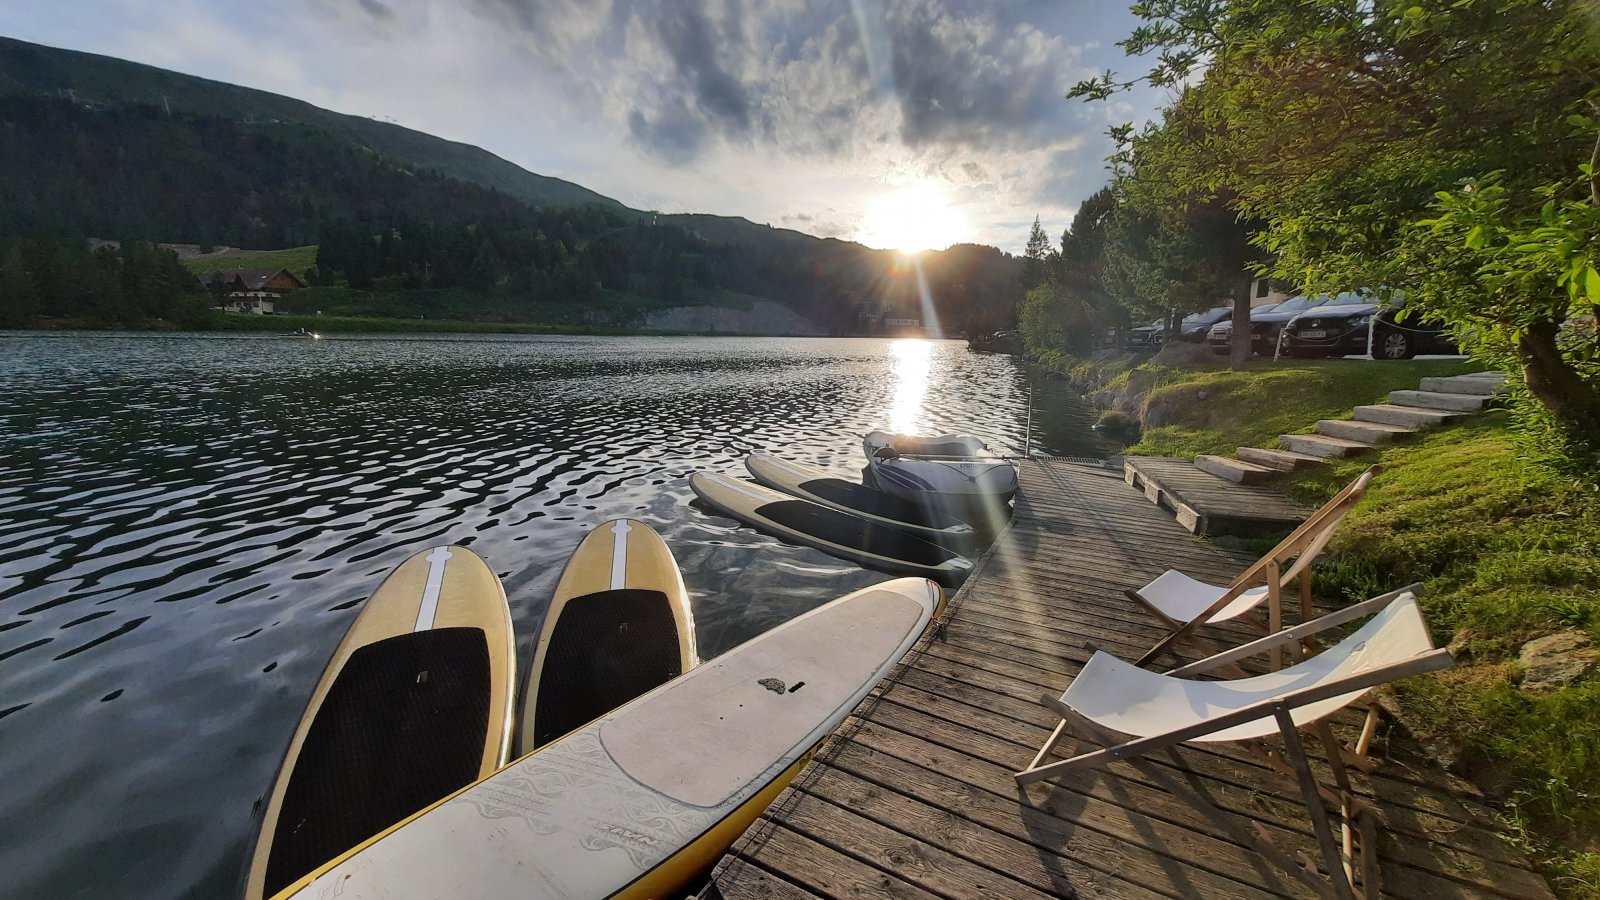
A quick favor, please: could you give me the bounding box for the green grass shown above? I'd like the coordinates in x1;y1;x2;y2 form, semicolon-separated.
1100;353;1600;892
1291;420;1600;895
1124;357;1480;457
180;245;319;277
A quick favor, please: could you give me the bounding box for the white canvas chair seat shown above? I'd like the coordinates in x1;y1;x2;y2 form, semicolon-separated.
1063;591;1433;744
1130;465;1380;670
1136;569;1270;624
1017;585;1452;900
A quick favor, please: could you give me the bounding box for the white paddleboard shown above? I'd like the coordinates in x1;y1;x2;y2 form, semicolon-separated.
270;577;943;900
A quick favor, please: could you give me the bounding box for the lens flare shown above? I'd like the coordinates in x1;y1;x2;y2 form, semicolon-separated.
888;339;933;434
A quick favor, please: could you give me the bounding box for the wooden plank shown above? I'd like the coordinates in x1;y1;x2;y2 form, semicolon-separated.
818;743;1283;900
725;823;943;900
773;785;1063;900
798;763;1170;900
706;857;825;900
708;460;1554;900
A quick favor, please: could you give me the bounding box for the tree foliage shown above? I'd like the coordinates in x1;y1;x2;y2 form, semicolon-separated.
0;92;1023;333
0;236;207;327
1075;0;1600;452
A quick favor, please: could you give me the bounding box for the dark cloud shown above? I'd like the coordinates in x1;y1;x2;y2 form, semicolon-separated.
355;0;395;21
627;100;707;166
884;0;1071;148
651;2;751;134
462;0;1095;165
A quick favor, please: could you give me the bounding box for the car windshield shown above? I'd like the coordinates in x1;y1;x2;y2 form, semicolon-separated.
1270;296;1328;314
1182;307;1228;326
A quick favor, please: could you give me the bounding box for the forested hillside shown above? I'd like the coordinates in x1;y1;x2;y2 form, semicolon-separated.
0;36;1021;334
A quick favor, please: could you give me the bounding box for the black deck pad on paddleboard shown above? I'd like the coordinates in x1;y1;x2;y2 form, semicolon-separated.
799;477;968;528
532;589;684;749
265;627;490;896
761;500;958;566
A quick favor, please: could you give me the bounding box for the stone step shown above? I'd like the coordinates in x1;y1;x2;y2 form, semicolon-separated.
1388;389;1492;412
1279;433;1374;458
1236;446;1328;472
1194;454;1276;485
1352;404;1467;428
1316;418;1417;445
1419;374;1504;395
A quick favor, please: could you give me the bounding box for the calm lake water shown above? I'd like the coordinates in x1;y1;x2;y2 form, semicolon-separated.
0;332;1115;898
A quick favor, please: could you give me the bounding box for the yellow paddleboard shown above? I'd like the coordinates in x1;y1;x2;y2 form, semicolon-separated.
244;545;515;900
519;518;697;754
270;577;942;900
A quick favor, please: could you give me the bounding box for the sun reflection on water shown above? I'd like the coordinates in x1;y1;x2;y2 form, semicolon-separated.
888;339;932;434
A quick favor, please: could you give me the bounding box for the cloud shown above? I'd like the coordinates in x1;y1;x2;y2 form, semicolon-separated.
355;0;395;22
6;0;1161;250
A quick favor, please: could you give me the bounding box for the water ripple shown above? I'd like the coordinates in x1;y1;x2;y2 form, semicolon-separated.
0;331;1113;898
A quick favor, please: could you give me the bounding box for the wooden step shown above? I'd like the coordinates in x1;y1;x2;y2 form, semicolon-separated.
1419;374;1504;395
1352;404;1467;428
1388;389;1493;412
1279;433;1374;458
1316;418;1416;445
1124;456;1307;536
1235;446;1327;472
1194;454;1275;485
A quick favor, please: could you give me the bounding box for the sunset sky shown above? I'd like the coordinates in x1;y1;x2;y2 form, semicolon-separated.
0;1;1163;252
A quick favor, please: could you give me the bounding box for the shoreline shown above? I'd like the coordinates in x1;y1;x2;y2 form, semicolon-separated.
6;315;907;339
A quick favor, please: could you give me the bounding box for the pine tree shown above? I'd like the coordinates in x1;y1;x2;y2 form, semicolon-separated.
1022;215;1051;290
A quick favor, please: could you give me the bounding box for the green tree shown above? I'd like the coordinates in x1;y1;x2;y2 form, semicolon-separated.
1071;0;1600;448
0;243;41;327
1022;216;1053;290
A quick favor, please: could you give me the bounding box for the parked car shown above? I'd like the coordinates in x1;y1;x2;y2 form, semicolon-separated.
1127;307;1232;351
1282;297;1457;359
1177;306;1232;342
1207;295;1334;355
1125;319;1165;351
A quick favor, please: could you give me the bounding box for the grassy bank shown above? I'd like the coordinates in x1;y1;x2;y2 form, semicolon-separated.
1123;357;1477;456
1104;358;1600;894
180;245;319;275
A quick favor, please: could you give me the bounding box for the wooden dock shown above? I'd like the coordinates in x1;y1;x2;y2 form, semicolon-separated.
703;459;1553;900
1125;455;1308;536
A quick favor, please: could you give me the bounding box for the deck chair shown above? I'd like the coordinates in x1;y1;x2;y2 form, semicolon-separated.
1129;465;1380;670
1015;584;1450;900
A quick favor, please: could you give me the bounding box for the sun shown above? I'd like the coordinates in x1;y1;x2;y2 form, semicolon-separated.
856;181;969;253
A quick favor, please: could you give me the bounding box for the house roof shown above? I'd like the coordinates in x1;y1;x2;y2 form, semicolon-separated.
200;267;307;290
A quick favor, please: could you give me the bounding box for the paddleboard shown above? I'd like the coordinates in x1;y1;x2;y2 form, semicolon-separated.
519;518;697;755
745;451;979;550
270;577;942;900
690;471;974;586
244;545;515;900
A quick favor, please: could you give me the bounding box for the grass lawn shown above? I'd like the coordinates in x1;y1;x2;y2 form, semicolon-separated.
1299;420;1600;896
180;245;319;276
1125;357;1481;457
1102;356;1600;895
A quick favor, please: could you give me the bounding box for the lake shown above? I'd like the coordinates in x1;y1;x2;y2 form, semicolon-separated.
0;332;1116;898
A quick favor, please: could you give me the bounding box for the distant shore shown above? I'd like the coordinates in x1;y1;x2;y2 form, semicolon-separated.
10;314;857;339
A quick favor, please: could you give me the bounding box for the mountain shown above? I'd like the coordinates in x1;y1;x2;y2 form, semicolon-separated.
0;35;1020;335
0;35;624;213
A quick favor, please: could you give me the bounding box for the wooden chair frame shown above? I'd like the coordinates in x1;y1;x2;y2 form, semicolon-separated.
1016;584;1447;900
1130;465;1380;670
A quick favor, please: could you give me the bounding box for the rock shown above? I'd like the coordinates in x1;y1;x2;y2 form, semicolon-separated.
1151;341;1215;368
1446;628;1477;662
1518;630;1600;692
